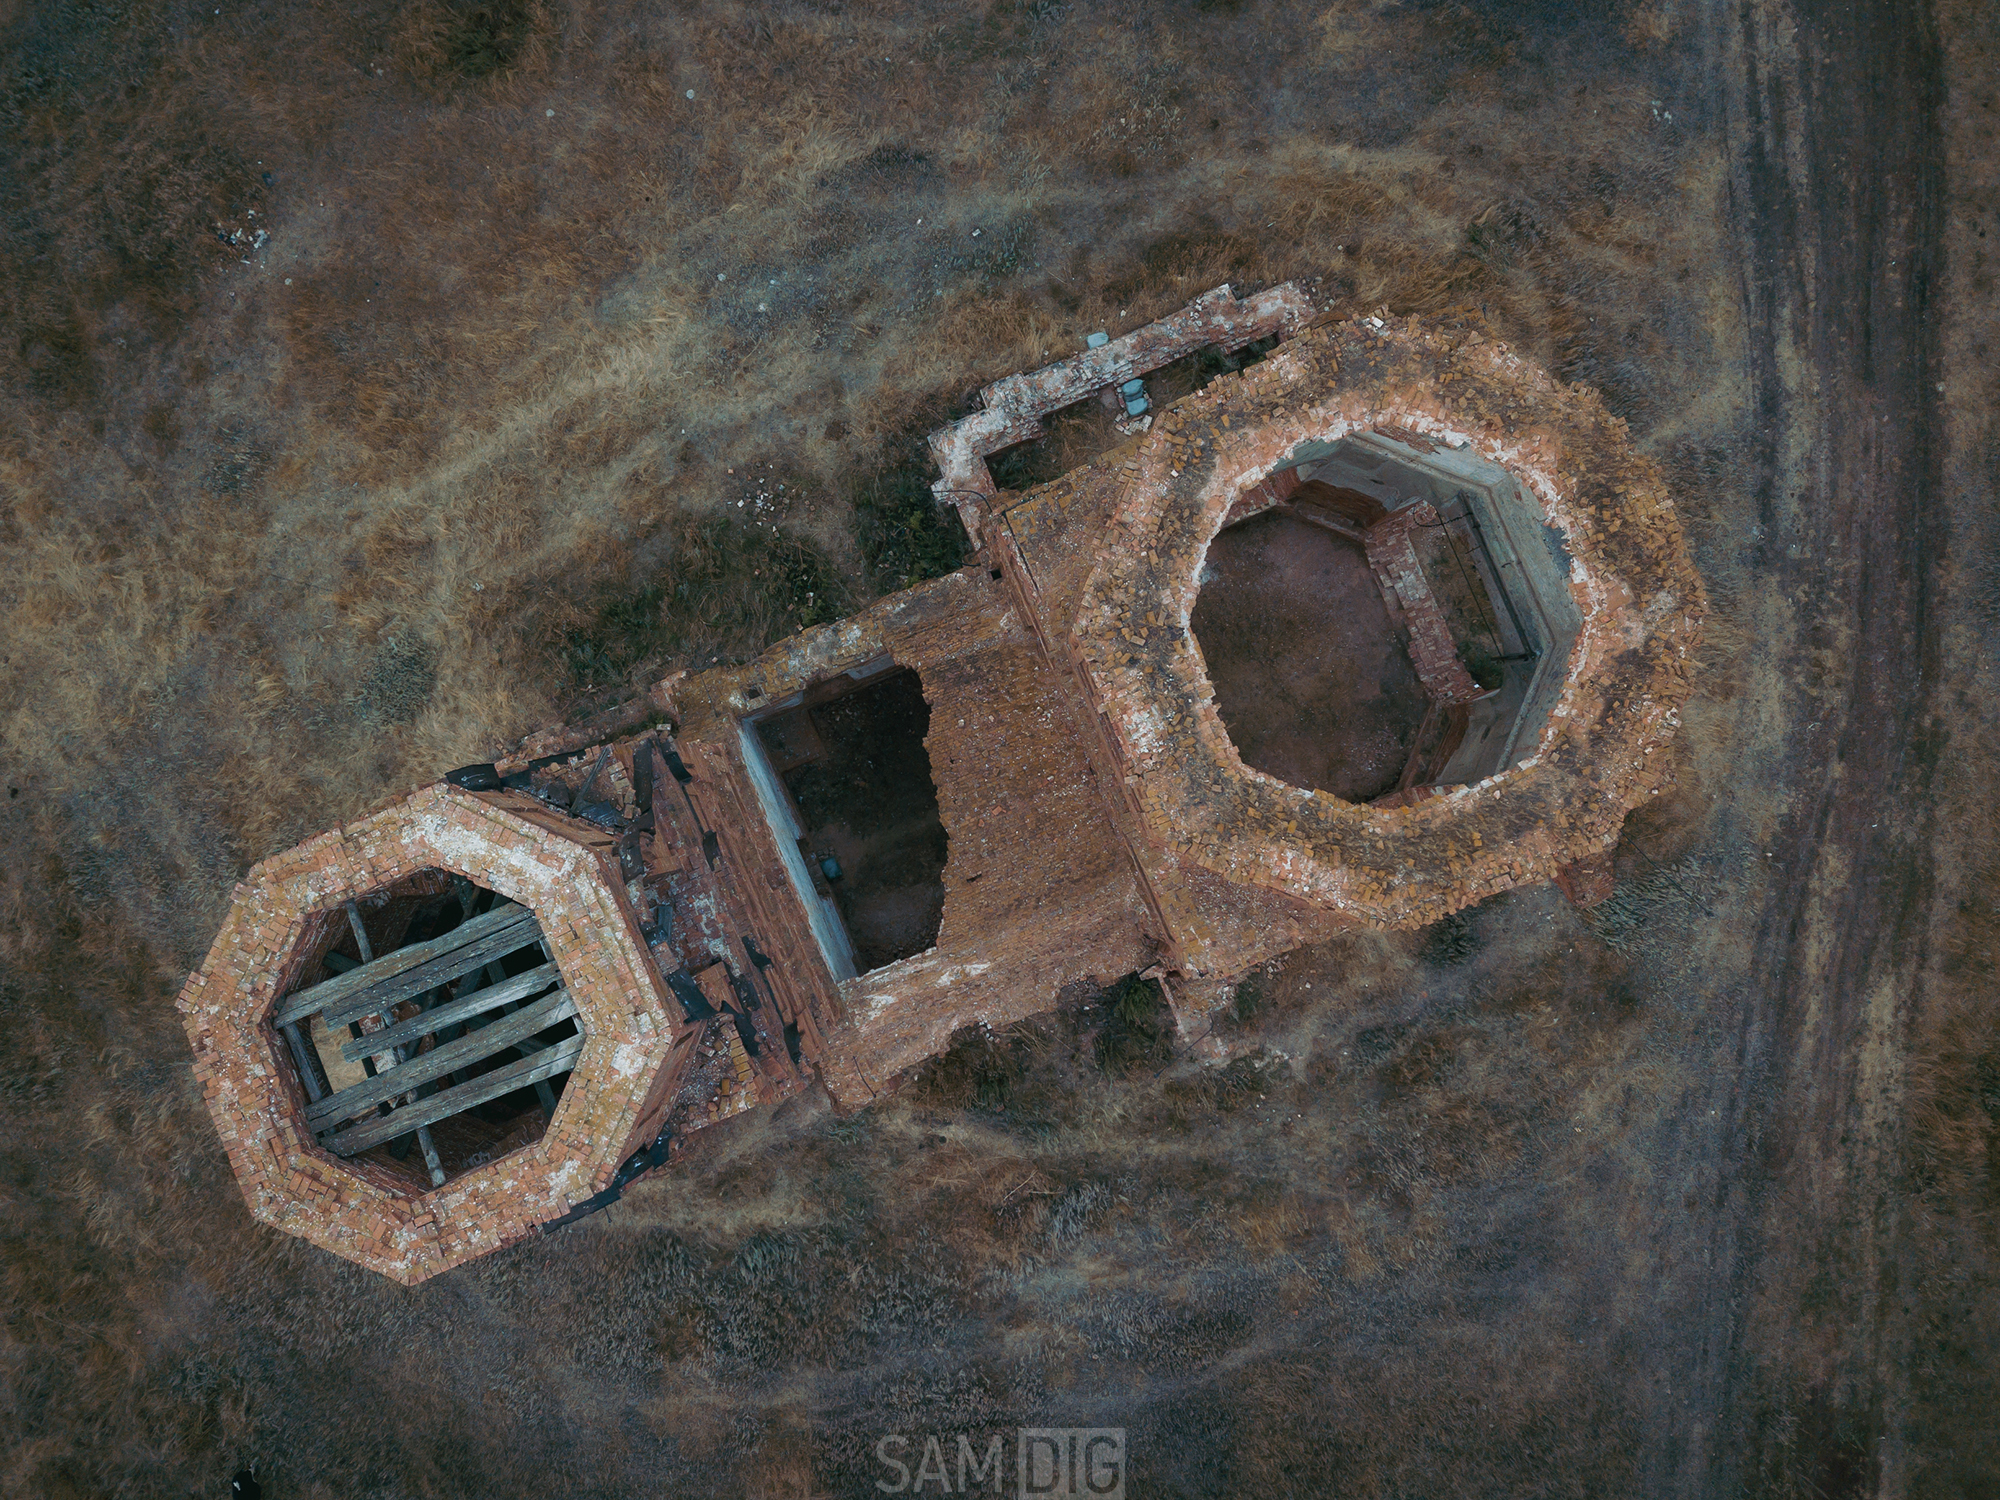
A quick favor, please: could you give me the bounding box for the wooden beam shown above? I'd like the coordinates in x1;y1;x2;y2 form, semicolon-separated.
511;1028;567;1107
272;904;537;1029
344;901;375;962
1283;503;1371;544
306;989;577;1127
338;961;561;1061
318;910;545;1034
320;1036;585;1157
478;999;563;1114
417;1125;446;1186
281;1021;326;1103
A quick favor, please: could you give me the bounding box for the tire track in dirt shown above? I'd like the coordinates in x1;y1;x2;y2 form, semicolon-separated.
1678;0;1946;1493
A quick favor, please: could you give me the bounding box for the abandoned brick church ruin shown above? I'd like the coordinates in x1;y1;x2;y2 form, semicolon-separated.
178;285;1704;1282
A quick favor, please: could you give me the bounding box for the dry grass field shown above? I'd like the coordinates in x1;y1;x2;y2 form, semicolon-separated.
0;0;1994;1494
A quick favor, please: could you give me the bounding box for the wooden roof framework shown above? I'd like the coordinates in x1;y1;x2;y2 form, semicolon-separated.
273;890;582;1186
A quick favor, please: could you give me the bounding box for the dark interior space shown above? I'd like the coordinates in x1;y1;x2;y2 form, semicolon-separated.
756;666;948;973
1190;508;1431;803
1404;505;1512;690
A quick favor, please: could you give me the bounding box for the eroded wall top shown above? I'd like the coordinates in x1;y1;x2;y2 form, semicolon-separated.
1059;312;1704;926
176;783;680;1283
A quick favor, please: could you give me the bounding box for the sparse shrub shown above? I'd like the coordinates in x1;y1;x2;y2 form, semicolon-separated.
1093;973;1174;1075
1582;857;1711;953
1046;1181;1112;1244
356;636;439;725
442;0;534;78
1421;909;1478;967
1160;1053;1269;1129
1233;977;1264;1023
908;1023;1032;1113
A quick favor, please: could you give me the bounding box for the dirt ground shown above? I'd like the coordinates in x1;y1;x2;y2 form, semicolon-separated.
1;0;1995;1495
1191;509;1427;803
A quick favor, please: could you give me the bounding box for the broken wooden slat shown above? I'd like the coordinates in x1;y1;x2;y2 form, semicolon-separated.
272;904;537;1030
306;988;577;1128
319;1035;586;1157
337;961;562;1061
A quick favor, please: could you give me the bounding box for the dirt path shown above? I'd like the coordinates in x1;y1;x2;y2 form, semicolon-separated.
1663;1;1947;1492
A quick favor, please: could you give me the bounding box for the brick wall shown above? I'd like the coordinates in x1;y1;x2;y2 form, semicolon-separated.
180;302;1704;1280
176;784;682;1284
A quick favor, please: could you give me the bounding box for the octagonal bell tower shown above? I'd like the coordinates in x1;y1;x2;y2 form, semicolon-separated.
176;783;684;1283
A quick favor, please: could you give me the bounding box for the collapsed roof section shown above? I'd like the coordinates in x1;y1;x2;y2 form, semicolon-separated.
1059;312;1699;927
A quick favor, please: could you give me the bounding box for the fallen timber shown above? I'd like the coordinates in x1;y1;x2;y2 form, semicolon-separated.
321;1036;586;1157
271;903;538;1030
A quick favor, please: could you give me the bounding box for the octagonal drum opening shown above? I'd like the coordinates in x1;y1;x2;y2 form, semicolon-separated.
268;867;584;1192
1190;429;1582;805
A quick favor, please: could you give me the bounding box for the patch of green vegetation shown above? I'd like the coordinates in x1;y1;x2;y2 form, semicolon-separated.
555;516;847;691
850;463;967;593
441;0;533;78
1421;909;1479;967
1213;975;1265;1035
1094;973;1175;1076
909;1023;1036;1114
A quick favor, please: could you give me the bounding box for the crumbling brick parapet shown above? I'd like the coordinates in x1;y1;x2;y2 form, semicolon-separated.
1062;312;1703;928
175;783;682;1283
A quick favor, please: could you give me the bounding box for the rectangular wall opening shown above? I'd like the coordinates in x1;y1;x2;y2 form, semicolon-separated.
747;663;949;976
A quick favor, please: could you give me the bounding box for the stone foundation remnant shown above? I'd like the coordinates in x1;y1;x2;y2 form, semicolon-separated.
179;288;1704;1282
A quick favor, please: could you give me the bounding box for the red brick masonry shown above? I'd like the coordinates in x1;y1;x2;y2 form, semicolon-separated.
178;297;1702;1282
175;784;681;1284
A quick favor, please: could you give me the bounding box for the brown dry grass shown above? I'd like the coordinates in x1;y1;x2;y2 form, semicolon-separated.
0;0;1990;1494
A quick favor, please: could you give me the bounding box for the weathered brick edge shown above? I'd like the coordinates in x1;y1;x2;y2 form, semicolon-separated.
174;783;681;1285
1072;313;1706;928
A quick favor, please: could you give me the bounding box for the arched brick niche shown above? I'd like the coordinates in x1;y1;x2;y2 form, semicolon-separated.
176;783;681;1283
1071;313;1704;927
